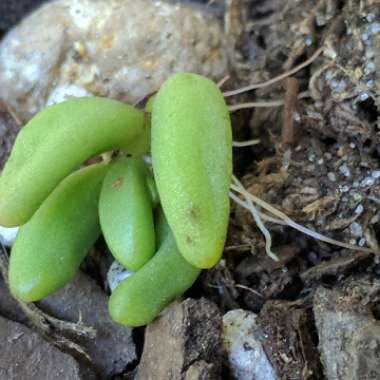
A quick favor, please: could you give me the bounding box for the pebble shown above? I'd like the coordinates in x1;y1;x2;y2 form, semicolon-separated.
327;172;336;182
361;176;375;187
355;204;364;215
223;309;278;380
0;225;18;246
350;222;363;237
107;260;133;291
339;163;351;177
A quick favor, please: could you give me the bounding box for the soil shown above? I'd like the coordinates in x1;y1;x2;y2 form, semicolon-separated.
1;0;380;379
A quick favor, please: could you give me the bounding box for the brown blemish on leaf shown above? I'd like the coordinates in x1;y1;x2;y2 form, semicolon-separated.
188;205;201;221
186;235;193;245
112;177;124;189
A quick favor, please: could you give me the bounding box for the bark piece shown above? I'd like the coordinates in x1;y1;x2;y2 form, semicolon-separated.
0;315;83;380
300;252;373;286
38;271;136;378
137;298;222;380
257;300;323;380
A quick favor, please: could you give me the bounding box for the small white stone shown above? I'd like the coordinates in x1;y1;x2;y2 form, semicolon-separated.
328;172;336;182
361;176;375;187
46;84;91;106
325;70;334;81
107;260;133;291
355;204;364;215
305;36;313;46
371;170;380;179
0;225;19;246
350;222;363;237
370;22;380;34
223;310;278;380
362;32;370;43
324;48;337;60
339;164;351;177
364;62;376;75
367;13;376;22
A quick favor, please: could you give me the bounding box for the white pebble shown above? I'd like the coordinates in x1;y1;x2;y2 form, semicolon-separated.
355;204;364;215
223;310;278;380
370;22;380;34
328;172;336;182
362;32;370;43
361;176;375;187
0;225;19;247
367;13;376;22
339;164;351;177
46;84;91;106
350;222;363;237
107;260;133;291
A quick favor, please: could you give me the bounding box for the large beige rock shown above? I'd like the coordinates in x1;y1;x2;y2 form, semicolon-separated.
0;0;227;121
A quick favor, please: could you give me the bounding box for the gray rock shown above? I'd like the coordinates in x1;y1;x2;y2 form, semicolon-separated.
0;314;83;380
137;298;222;380
351;322;380;380
313;286;380;380
38;271;136;378
0;0;228;121
0;274;26;324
